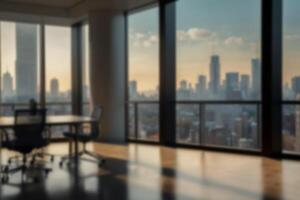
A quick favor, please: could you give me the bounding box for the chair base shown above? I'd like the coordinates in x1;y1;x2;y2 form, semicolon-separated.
8;150;55;165
1;154;52;184
60;146;105;168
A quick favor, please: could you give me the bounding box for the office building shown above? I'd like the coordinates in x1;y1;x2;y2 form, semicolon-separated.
196;74;207;94
50;78;59;98
209;55;221;95
240;74;250;98
15;23;38;102
251;58;261;99
2;71;13;101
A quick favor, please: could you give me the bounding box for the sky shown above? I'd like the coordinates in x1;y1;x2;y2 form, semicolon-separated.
1;0;300;94
129;0;300;92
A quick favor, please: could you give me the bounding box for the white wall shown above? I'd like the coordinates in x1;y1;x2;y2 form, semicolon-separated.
89;11;126;143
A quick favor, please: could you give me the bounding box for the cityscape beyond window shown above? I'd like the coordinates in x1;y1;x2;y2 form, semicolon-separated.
175;0;261;150
128;7;160;142
1;22;40;106
282;0;300;154
45;25;71;106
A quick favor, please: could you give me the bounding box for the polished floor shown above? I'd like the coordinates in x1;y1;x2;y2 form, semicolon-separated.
0;143;300;200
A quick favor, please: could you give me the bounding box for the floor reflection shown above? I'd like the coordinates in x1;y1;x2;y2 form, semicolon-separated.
0;143;300;200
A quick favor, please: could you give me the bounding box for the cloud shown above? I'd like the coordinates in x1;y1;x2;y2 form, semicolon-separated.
224;36;245;46
177;28;214;42
285;34;300;40
129;31;159;48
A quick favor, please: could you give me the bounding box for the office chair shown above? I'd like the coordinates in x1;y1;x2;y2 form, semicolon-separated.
59;106;105;167
1;109;52;183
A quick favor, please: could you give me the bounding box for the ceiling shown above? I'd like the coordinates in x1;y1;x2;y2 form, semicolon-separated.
2;0;83;8
0;0;157;9
0;0;157;24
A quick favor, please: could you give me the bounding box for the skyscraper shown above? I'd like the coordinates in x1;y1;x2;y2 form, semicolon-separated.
251;58;261;99
196;75;207;94
2;71;13;101
129;80;138;98
240;74;250;98
225;72;240;99
50;78;59;98
225;72;239;92
16;23;38;102
292;76;300;97
179;80;188;90
209;55;221;95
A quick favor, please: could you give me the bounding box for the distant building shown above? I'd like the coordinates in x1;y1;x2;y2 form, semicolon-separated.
240;74;250;98
2;71;13;101
292;76;300;97
251;58;261;99
50;78;59;98
225;72;241;99
196;75;207;94
209;55;221;95
178;80;191;99
250;121;258;148
16;23;38;102
179;80;188;90
129;80;138;99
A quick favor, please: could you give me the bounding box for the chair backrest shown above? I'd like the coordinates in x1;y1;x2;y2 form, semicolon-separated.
14;109;47;148
90;106;102;138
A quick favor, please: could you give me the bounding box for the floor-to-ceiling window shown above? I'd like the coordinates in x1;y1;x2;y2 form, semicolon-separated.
45;25;71;138
45;25;71;115
0;21;40;115
282;0;300;154
81;24;91;116
176;0;261;150
127;6;160;142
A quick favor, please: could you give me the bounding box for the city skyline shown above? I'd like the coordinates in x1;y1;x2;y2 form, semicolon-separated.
1;22;71;92
1;70;74;102
130;54;262;100
129;0;300;92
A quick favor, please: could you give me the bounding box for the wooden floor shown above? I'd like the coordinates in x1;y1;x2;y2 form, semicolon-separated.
0;142;300;200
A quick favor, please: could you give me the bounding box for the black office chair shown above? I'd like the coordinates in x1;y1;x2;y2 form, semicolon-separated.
59;106;105;167
1;109;52;183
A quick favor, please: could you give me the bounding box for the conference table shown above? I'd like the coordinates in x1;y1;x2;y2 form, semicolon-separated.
0;115;96;170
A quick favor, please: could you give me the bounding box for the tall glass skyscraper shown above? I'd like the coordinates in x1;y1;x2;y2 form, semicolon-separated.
251;58;261;99
16;23;38;102
209;55;221;95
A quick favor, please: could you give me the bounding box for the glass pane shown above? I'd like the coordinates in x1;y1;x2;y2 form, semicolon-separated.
282;105;300;153
81;24;91;115
283;0;300;100
176;104;200;144
1;22;40;107
203;104;259;150
137;103;159;141
45;25;71;105
176;0;261;101
128;103;136;139
128;7;159;101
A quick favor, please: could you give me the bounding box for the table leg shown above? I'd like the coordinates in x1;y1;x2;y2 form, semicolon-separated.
68;125;74;156
74;124;79;164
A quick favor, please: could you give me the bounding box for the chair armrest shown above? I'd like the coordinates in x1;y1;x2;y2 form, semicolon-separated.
1;129;10;142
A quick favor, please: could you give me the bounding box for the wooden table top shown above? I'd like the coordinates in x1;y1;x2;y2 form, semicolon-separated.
0;115;95;128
